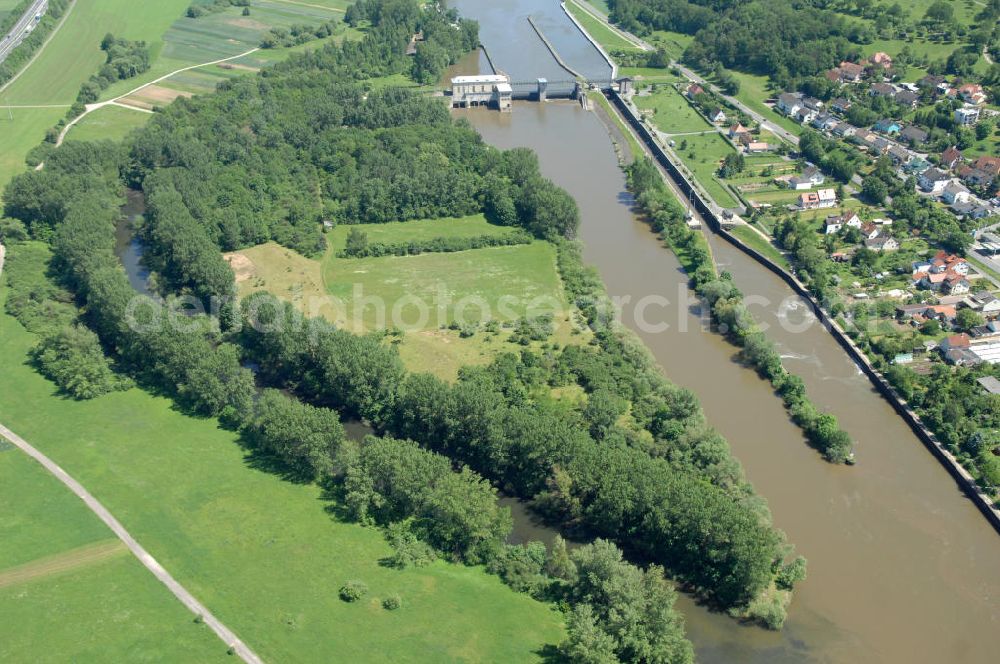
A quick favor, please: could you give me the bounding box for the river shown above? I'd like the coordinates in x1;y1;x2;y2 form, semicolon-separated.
449;1;1000;662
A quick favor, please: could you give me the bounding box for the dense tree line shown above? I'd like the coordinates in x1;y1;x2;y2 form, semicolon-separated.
2;0;804;652
609;0;867;85
63;34;152;125
237;290;793;612
627;157;854;463
339;226;533;258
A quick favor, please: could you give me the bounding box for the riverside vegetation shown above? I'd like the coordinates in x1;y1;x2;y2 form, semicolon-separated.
625;157;855;463
0;0;807;658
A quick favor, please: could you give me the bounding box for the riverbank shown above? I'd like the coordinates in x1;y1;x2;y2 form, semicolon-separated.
604;88;1000;532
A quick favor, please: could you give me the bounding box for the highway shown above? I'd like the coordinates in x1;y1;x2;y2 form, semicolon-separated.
0;0;48;65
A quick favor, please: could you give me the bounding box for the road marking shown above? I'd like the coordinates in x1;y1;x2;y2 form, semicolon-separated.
0;422;264;664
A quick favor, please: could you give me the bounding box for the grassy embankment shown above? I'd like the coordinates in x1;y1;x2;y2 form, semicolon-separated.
565;0;639;53
0;272;566;662
227;214;590;379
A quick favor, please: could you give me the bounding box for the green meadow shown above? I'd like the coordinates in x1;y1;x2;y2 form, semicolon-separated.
63;104;151;143
634;85;713;134
0;451;227;662
322;240;569;328
673;130;741;208
0;277;566;662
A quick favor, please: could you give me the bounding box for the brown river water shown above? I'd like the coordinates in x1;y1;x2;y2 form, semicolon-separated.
444;2;1000;659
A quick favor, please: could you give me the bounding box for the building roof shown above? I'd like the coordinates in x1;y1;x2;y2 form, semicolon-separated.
900;125;928;142
973;156;1000;175
977;376;1000;395
941;146;962;165
451;74;509;84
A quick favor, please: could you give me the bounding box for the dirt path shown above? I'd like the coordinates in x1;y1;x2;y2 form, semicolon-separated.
56;47;261;146
0;540;127;589
0;422;264;664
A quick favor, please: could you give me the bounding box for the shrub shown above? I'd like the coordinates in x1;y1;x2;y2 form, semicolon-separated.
339;580;369;602
382;594;402;610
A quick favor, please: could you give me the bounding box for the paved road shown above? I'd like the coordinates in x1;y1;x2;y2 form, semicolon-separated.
0;0;48;65
0;422;264;664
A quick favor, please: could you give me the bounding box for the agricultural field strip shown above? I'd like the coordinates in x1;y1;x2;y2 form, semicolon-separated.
0;422;264;664
57;47;260;145
270;0;346;11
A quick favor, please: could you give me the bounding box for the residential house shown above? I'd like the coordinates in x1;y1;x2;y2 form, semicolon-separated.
860;222;881;240
870;52;893;69
794;106;817;124
966;291;1000;318
824;211;862;234
870;83;897;99
829;97;852;114
951;201;994;219
941;180;972;205
874;118;901;134
777;92;804;115
852;128;876;146
904;157;930;175
746;141;770;154
940;146;963;170
955;106;980;126
943;274;971;295
969;321;1000;339
918;74;945;91
918;167;952;193
799;188;837;209
837;62;865;82
803;97;824;111
728;123;749;139
894;89;920;109
811;113;838;131
972;156;1000;177
787;166;826;190
929;250;970;275
832;122;857;138
887;145;912;166
899;125;928;145
685;83;704;99
958;83;987;105
962;167;996;189
865;236;899;252
708;108;727;123
870;136;893;155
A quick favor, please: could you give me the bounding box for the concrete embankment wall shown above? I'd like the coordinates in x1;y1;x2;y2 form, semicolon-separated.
605;89;1000;534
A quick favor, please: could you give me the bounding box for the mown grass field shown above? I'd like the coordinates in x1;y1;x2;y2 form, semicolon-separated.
729;223;790;270
63;104;151;142
322;241;568;330
0;106;64;192
634;85;712;134
0;443;228;662
2;0;193;104
0;279;566;662
673;130;741;208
